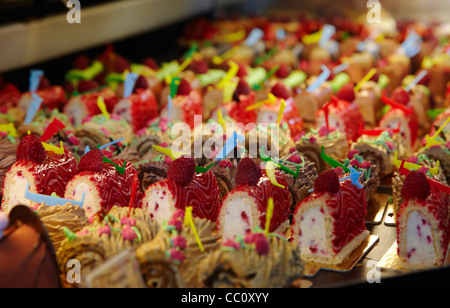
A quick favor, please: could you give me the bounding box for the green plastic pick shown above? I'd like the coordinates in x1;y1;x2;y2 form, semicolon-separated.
320;146;350;173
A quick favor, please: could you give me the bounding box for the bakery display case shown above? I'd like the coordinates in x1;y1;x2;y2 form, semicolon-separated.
0;0;449;290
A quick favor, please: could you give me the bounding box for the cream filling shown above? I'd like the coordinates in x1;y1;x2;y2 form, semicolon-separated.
112;99;131;123
405;211;436;265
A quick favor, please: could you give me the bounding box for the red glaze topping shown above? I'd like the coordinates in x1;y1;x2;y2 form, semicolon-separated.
76;159;143;213
156;170;221;222
172;89;203;129
235;157;261;186
78;149;103;173
167;155;196;186
401;171;431;200
128;88;158;132
397;186;450;264
17;150;78;198
293;180;367;254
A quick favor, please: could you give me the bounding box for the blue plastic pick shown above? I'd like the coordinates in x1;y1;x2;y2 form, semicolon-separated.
167;94;173;122
29;70;44;92
123;72;139;98
333;63;349;74
246;28;264;47
276;28;286;41
84;137;126;154
405;70;428;91
401;30;422;58
25;182;85;207
215;131;245;160
308;167;363;193
24;93;43;124
318;24;336;47
306;65;331;92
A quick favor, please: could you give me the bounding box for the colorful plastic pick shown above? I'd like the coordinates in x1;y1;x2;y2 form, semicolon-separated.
265;161;286;189
24;93;43;124
195;162;215;173
321;146;350;173
217;61;239;90
29;70;44;92
25;182;85;207
259;147;302;178
97;96;110;120
215;131;245;160
381;90;413;115
127;173;139;217
302;29;323;45
359;121;400;136
185;206;204;252
405;70;428;92
318;24;336;47
425;116;450;148
332;63;350;75
170;77;181;99
354;68;377;92
245;93;277;111
103;157;126;174
123;72;139;98
217;108;226;131
65;61;104;82
40;118;66;142
265;197;274;236
152;145;186;160
340;167;364;189
0;123;17;137
42;141;65;155
306;65;331;92
246;28;264;47
212;45;240;65
393;151;440;176
165;57;192;84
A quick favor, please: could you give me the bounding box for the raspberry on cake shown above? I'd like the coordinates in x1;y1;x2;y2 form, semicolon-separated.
142;155;221;226
396;170;450;269
64;149;143;218
1;134;77;213
217;158;291;240
291;169;369;265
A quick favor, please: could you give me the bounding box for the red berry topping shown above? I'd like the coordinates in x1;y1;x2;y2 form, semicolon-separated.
336;83;355;102
78;149;104;173
235;157;261;186
314;169;340;195
347;150;360;160
167;155;196;186
236;64;248;77
73;55;90;70
233;79;251;102
287;155;303;164
16;134;47;163
276;64;290;79
392;87;410;106
143;58;159;71
189;59;209;74
134;75;149;90
401;171;430;200
271;82;290;100
77;80;99;93
176;79;192;96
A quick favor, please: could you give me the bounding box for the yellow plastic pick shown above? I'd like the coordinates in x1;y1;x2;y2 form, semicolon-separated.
393;151;440;176
152;145;186;160
265;161;285;189
0;123;17;137
277;99;286;124
165;57;193;84
425;116;450;149
217;61;239;90
219;29;245;43
97;97;110;120
222;81;237;103
245;93;277;111
184;206;204;252
302;30;323;45
42;141;65;155
354;68;377;92
265;197;274;236
212;45;240;65
217;108;226;131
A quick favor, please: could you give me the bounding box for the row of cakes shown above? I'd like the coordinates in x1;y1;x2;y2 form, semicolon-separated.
0;12;449;287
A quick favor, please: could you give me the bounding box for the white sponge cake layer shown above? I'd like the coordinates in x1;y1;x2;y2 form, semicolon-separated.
143;184;176;227
2;164;37;213
218;191;259;240
64;177;100;218
297;204;328;258
405;211;436;266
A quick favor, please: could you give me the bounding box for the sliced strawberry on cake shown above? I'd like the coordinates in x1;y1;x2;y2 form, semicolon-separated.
1;134;77;213
143;155;221;226
18;86;67;112
64;149;143;218
396;171;450;269
112;88;159;133
63;87;118;126
0;81;21;109
217;157;291;240
291;169;369;265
